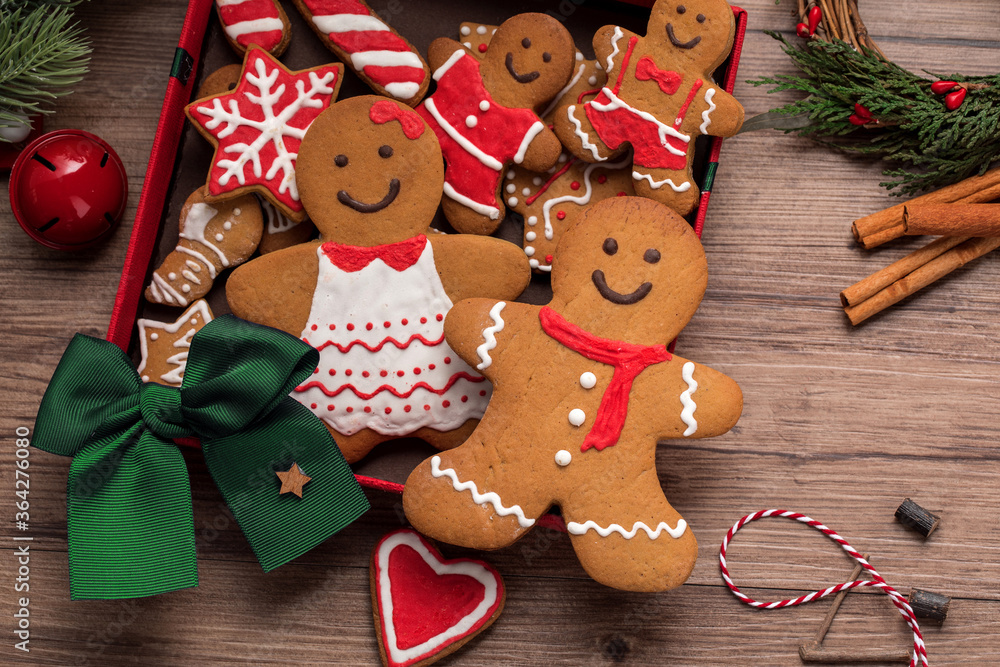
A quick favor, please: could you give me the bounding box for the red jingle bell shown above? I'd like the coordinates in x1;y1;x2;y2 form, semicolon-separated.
8;129;128;250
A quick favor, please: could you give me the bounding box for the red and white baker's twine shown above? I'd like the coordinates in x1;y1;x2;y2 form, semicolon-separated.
719;509;928;667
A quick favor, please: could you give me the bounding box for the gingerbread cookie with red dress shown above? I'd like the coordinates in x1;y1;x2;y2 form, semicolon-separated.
403;196;742;592
554;0;743;216
226;96;530;464
416;13;574;235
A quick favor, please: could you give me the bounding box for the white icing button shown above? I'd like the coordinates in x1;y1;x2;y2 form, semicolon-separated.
461;26;471;35
491;28;496;34
215;233;224;242
529;259;539;268
588;75;598;86
167;272;176;280
568;409;586;426
555;450;572;466
580;372;597;389
532;176;542;186
141;375;149;382
479;100;490;112
522;187;531;196
466;115;477;128
477;25;487;35
527;216;537;226
525;231;536;241
223;221;232;230
233;208;241;215
596;61;603;70
506;170;515;180
150;333;159;341
463;41;472;48
182;284;191;293
558;154;567;162
575;52;584;61
524;246;535;257
508;196;518;206
506;183;516;194
190;318;197;325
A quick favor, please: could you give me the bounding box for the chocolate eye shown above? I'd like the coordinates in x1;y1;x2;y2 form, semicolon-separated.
602;238;618;255
677;5;686;13
697;13;706;22
521;37;531;48
334;154;348;167
542;52;551;62
378;145;393;158
644;248;661;264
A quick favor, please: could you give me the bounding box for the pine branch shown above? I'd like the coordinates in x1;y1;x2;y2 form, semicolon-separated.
750;32;1000;195
0;3;91;138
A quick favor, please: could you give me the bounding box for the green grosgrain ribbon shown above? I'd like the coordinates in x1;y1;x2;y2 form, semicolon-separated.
32;315;369;600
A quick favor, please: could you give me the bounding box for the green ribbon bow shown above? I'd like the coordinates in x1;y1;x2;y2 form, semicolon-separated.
33;315;369;600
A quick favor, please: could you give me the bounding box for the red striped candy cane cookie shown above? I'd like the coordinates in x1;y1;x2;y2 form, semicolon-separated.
294;0;430;106
719;509;929;667
214;0;291;57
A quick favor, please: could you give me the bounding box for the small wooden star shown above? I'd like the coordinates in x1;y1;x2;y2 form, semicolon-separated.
276;463;312;498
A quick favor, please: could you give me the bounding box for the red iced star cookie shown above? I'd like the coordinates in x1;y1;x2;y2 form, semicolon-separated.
185;47;344;222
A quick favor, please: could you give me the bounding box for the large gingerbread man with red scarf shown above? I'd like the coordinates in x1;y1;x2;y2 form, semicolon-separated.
403;197;742;592
227;96;529;463
554;0;743;217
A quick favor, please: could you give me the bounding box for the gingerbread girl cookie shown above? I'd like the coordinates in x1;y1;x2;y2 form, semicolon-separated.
416;13;574;235
227;96;531;464
403;197;743;592
554;0;743;216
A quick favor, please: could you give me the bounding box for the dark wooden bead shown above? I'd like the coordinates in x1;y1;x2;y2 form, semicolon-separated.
908;588;950;622
895;498;940;537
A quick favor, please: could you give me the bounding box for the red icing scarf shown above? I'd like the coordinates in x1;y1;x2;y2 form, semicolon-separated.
539;307;671;452
320;234;426;273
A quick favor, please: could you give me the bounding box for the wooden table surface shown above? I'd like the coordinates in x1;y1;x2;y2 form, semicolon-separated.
3;1;999;664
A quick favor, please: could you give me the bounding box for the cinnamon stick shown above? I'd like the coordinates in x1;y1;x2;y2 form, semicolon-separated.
852;168;1000;248
844;236;1000;325
904;204;1000;237
840;236;967;306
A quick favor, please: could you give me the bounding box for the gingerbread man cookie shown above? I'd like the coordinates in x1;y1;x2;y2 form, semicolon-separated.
227;96;531;464
416;13;574;235
553;0;743;216
403;197;742;592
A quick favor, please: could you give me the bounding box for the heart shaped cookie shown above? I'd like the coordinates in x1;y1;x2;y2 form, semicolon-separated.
370;528;505;667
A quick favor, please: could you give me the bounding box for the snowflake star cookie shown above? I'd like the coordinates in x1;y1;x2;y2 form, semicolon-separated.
186;46;344;222
403;197;743;592
137;300;214;386
226;96;530;464
553;0;743;216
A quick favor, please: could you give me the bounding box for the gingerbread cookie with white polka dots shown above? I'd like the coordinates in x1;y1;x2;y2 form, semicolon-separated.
403;196;742;592
458;22;497;59
137;300;214;386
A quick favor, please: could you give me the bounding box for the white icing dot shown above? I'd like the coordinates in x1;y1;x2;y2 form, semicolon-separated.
477;25;487;35
588;75;598;86
479;100;490;112
524;246;535;257
568;408;586;426
580;372;597;389
555;450;572;466
466;115;477;128
150;333;159;341
532;176;542;186
167;272;176;280
141;375;149;382
215;233;224;242
223;221;232;230
506;170;515;180
233;208;241;215
522;187;531;196
527;216;537;226
506;183;516;194
525;231;536;241
558;154;568;163
463;41;472;48
508;196;518;207
461;26;471;36
595;61;603;70
491;28;496;35
575;52;584;61
529;258;539;268
190;318;197;325
182;284;191;293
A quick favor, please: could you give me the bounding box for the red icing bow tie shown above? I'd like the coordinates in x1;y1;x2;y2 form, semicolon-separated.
320;234;427;273
636;57;682;95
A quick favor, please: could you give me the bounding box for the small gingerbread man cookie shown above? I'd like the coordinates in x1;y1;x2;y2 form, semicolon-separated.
227;96;530;464
417;13;575;235
554;0;743;216
403;196;742;592
137;300;214;386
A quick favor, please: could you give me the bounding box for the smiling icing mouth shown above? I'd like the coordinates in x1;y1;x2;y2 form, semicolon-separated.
592;270;652;305
505;53;540;83
666;24;701;49
337;179;400;213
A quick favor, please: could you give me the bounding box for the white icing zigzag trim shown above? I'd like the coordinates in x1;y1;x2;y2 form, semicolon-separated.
431;455;535;528
567;105;606;162
680;361;698;436
605;27;624;74
700;88;716;135
632;170;691;192
541;155;630;242
567;519;688;540
475;301;506;370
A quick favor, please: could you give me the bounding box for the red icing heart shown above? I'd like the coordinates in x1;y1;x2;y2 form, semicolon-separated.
372;529;505;667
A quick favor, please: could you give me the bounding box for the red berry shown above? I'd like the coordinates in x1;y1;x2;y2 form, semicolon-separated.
853;103;872;119
944;88;967;110
848;114;870;126
930;80;958;95
807;6;822;34
796;22;810;38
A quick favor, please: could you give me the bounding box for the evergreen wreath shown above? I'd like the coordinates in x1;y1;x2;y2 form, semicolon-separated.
0;0;91;141
747;0;1000;196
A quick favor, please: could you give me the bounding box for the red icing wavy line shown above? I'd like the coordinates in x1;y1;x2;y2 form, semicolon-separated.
305;332;445;353
295;372;485;399
525;159;576;206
